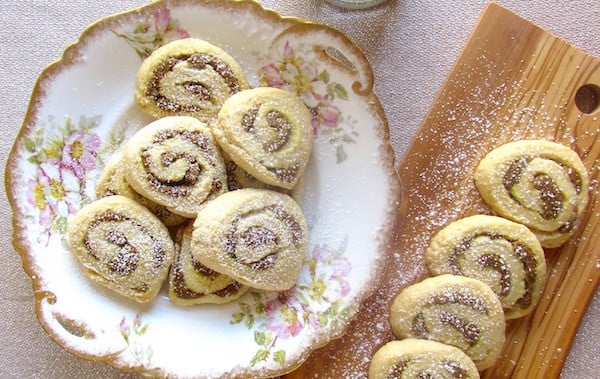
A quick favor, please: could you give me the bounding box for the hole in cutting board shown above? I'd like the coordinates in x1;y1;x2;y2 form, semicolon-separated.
575;84;600;114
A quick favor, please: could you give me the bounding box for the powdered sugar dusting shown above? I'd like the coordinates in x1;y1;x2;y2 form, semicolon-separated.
320;25;600;376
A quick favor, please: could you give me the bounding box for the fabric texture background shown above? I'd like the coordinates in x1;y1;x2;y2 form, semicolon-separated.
0;1;597;377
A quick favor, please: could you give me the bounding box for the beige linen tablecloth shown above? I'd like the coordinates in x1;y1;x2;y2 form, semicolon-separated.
1;1;598;377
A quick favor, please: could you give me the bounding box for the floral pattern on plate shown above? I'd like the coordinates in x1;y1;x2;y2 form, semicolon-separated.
231;241;352;367
23;116;124;245
113;6;190;59
119;313;153;368
258;41;357;162
115;5;358;163
6;1;399;378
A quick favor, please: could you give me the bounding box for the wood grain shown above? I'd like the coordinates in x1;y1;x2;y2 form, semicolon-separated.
285;3;600;378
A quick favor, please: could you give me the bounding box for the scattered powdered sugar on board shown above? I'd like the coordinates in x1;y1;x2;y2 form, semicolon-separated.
289;16;600;376
315;45;595;376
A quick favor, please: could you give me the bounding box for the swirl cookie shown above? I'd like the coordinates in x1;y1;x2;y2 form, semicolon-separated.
214;87;313;190
474;140;589;248
135;38;249;121
96;151;187;226
225;158;263;191
122;116;227;218
67;195;175;303
425;215;546;319
169;222;248;305
390;274;505;371
191;188;308;291
224;155;290;193
368;339;480;379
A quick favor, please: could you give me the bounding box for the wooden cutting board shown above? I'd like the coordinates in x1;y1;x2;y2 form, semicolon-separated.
285;3;600;378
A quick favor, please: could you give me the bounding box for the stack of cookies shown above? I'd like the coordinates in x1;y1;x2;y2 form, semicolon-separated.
68;38;314;305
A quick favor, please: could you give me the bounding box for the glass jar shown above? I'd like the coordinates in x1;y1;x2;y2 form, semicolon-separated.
324;0;389;9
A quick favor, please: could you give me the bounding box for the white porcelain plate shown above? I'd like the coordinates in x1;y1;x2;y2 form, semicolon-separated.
6;1;400;377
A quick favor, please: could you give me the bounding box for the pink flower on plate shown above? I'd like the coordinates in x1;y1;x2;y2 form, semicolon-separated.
311;243;352;299
119;316;130;340
60;130;101;179
27;175;53;228
153;6;171;33
315;103;341;128
330;254;351;297
27;165;70;226
153;6;189;44
259;41;345;134
275;43;329;106
114;6;190;59
260;64;286;89
264;292;305;340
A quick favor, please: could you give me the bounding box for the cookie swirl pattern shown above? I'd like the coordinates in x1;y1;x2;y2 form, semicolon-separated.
224;155;288;193
425;215;546;319
368;339;480;379
474;140;589;248
95;151;187;226
123;116;227;218
67;195;175;303
191;188;308;291
135;38;249;121
214;87;313;190
390;275;505;371
169;222;248;305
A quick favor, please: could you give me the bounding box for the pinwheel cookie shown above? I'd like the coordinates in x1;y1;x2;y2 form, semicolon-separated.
67;195;175;303
169;222;248;305
224;155;291;193
474;140;589;248
368;339;480;379
425;215;546;319
214;87;313;190
122;116;227;218
96;151;187;226
135;37;249;121
390;274;505;371
191;188;308;291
